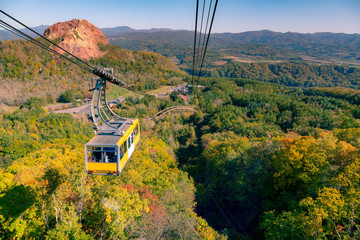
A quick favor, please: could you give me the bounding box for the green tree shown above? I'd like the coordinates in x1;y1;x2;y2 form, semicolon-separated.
58;89;75;103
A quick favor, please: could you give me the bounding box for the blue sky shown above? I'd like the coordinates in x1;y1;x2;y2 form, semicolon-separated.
1;0;359;33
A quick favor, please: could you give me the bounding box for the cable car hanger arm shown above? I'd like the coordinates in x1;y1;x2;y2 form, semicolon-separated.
91;68;126;86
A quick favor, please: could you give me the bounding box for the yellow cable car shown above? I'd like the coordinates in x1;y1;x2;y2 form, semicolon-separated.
85;76;140;175
85;119;140;175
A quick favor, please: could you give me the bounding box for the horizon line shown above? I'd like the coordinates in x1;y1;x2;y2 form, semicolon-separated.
1;24;359;35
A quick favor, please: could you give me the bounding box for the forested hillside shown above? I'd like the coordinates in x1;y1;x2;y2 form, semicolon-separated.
205;62;360;89
1;72;360;238
112;77;360;239
106;30;360;90
0;39;185;105
0;98;224;239
108;30;360;66
3;27;360;92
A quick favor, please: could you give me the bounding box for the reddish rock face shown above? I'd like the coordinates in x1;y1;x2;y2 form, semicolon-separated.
44;19;108;60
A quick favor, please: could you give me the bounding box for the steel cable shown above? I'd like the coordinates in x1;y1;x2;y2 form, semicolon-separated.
0;9;95;72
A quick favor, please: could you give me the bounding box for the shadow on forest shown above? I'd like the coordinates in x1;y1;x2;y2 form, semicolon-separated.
43;168;63;195
0;184;36;221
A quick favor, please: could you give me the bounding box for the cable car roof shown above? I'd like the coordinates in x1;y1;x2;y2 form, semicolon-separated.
87;135;123;146
86;119;139;146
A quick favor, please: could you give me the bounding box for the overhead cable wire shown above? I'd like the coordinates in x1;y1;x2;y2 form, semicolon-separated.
0;11;163;95
0;21;32;41
214;195;250;239
191;0;200;86
212;198;247;240
197;0;213;72
0;11;130;88
196;0;218;84
0;20;139;94
191;0;219;90
195;0;207;72
0;20;85;69
0;9;95;71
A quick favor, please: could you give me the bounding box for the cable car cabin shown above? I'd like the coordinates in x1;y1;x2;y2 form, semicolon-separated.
85;119;140;175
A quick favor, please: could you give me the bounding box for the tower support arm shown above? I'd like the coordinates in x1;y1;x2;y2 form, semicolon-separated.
91;68;126;86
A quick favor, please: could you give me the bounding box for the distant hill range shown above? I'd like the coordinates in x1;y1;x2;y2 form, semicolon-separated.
2;24;360;91
2;25;359;66
0;25;179;41
0;25;49;41
105;29;360;67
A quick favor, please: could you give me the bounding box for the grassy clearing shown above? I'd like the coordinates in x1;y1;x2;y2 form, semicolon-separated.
0;105;19;114
107;84;143;100
145;85;174;95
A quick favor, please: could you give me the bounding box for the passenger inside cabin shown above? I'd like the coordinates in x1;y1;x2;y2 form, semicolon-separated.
93;151;102;162
103;152;109;163
107;152;117;163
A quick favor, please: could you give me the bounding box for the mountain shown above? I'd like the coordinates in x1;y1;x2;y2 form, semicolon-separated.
0;20;184;105
44;19;108;60
0;25;49;41
2;22;360;92
0;24;181;41
3;24;359;63
136;28;178;33
99;26;136;35
100;27;177;35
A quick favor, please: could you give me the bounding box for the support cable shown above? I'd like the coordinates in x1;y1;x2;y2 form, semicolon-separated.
0;13;129;87
197;0;213;72
191;0;219;91
191;0;200;86
0;11;157;96
212;198;247;240
196;0;219;85
0;20;85;69
0;9;95;71
195;0;207;73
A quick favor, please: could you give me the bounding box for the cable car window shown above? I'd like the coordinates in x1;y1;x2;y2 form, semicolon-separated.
87;146;118;163
87;152;95;162
103;151;117;163
134;124;138;136
123;141;128;152
103;147;116;152
119;144;124;159
131;130;135;144
92;151;102;162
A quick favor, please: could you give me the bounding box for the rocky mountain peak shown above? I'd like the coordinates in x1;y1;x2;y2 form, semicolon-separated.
44;19;108;60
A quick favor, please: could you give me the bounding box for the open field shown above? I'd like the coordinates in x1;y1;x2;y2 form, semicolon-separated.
335;60;360;67
300;55;333;64
213;61;228;66
0;105;19;114
145;85;175;95
107;84;143;100
221;55;360;68
222;55;282;64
